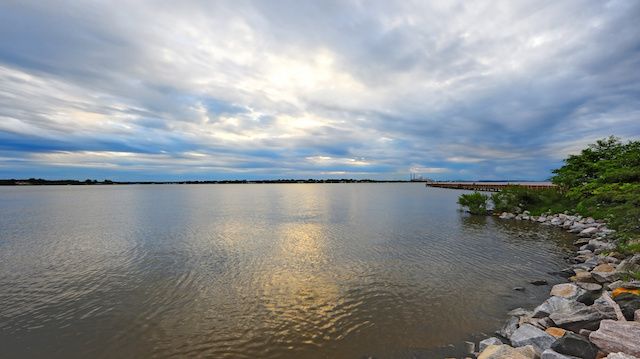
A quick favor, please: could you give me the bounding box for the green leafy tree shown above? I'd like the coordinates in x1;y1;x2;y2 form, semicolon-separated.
552;136;640;196
552;137;640;243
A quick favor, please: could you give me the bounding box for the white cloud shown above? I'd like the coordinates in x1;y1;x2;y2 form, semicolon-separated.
0;0;638;180
446;156;485;164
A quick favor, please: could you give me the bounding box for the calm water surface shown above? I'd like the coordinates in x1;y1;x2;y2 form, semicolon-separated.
0;184;574;358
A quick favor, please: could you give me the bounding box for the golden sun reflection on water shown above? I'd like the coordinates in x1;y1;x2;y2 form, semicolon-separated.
257;222;354;349
277;222;327;261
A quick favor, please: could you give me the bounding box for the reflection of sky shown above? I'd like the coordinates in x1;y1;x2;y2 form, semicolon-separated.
1;2;639;181
0;184;579;357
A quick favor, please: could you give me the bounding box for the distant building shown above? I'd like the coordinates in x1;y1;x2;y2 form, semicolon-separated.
409;173;434;182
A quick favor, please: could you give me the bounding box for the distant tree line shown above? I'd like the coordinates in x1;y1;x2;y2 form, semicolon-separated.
0;178;415;186
0;178;114;185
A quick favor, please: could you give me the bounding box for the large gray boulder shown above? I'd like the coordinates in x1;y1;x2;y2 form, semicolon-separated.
589;319;640;357
550;332;599;359
510;324;556;354
496;316;519;339
549;303;617;331
533;297;579;318
591;263;619;283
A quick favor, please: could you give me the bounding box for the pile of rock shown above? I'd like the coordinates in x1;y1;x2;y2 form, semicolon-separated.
498;212;616;240
463;212;640;359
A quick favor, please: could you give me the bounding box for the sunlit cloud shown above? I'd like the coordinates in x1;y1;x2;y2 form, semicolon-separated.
306;156;370;167
446;157;486;164
0;0;639;180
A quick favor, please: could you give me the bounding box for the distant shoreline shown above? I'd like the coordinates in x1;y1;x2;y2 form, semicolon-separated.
0;179;551;186
0;179;421;186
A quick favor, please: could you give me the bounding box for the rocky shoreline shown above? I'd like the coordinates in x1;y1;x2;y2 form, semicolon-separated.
453;211;640;359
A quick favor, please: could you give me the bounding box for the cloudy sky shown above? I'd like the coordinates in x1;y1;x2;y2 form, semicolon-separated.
0;0;639;181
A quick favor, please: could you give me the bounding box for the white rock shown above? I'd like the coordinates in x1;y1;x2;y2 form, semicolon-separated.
579;227;599;237
533;297;576;318
551;218;563;225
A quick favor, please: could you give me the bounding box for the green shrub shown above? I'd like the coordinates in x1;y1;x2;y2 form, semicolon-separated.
491;186;575;215
457;192;489;215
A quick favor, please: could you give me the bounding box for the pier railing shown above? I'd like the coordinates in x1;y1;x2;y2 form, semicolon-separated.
425;182;556;192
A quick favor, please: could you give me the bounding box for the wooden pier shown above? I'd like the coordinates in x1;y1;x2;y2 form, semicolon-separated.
425;182;556;192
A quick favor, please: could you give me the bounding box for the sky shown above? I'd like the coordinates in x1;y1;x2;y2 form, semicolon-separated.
0;0;639;181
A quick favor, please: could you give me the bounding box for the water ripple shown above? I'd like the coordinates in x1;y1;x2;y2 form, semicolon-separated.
0;184;575;358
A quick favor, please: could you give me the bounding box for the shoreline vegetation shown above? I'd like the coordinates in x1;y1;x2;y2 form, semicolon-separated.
458;137;639;253
454;137;640;359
